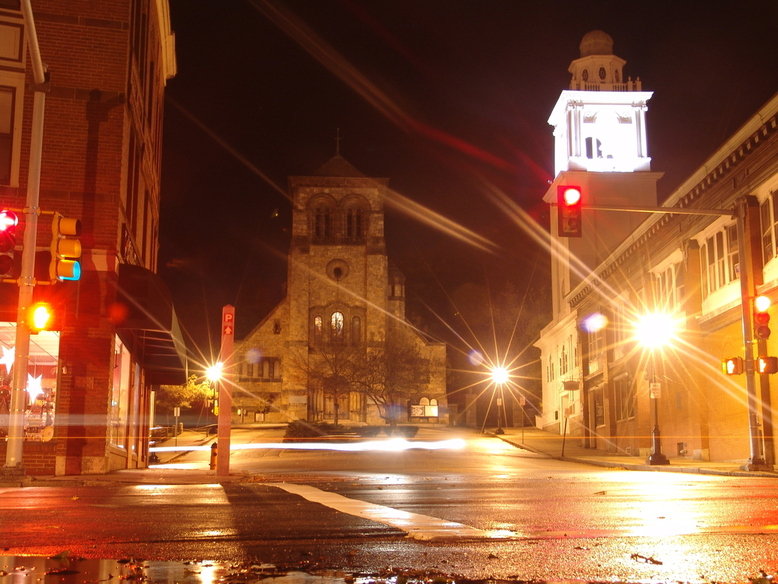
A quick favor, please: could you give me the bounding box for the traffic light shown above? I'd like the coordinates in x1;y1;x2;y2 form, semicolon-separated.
722;357;744;375
27;301;53;333
0;209;19;278
50;213;81;281
754;295;771;341
557;185;582;237
758;356;778;374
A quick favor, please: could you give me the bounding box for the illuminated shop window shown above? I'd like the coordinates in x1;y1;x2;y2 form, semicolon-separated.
0;323;60;442
110;336;131;448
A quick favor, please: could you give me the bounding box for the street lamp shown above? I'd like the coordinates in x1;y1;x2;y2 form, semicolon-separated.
634;312;677;466
490;366;509;434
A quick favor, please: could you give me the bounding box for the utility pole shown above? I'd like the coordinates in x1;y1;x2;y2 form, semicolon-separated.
4;0;47;472
735;195;770;470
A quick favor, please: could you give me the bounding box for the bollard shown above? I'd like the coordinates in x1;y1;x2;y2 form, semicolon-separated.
210;442;217;470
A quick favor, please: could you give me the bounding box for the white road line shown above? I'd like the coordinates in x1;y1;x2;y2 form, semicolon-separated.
271;482;516;541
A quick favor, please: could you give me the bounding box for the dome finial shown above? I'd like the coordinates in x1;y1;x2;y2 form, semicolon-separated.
579;30;614;57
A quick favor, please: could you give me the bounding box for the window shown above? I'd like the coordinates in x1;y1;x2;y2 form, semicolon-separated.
700;225;738;298
0;72;24;186
560;345;568;375
585;136;602;159
351;316;361;345
344;207;366;242
313;205;333;240
760;191;778;265
593;388;605;427
587;327;603;375
654;264;679;311
613;375;635;421
0;86;14;184
330;311;344;340
313;315;322;344
727;224;739;281
110;337;130;448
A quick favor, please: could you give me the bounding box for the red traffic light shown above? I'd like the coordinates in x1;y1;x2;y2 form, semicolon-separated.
754;295;771;340
560;186;582;206
758;356;778;374
0;209;19;278
722;357;744;375
0;209;18;232
557;185;582;237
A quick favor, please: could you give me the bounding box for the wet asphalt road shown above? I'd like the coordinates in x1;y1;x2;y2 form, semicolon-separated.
1;432;777;582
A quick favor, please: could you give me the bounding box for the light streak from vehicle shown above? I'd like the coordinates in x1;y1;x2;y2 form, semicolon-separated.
149;437;466;454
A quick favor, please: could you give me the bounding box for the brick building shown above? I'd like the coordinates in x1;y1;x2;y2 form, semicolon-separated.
537;31;778;466
235;155;448;426
0;1;184;475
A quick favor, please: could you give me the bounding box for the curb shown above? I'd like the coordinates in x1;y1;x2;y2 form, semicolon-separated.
495;434;778;478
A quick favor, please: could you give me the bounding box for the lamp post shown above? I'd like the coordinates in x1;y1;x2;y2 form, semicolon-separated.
205;362;223;416
490;366;509;435
634;312;676;466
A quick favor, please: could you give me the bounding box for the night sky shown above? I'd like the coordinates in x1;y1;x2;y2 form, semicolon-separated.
159;0;777;367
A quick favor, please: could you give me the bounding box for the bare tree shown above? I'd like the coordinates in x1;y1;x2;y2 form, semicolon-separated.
350;334;427;426
296;342;362;425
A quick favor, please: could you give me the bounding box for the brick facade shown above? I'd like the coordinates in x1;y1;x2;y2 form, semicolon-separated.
0;1;181;476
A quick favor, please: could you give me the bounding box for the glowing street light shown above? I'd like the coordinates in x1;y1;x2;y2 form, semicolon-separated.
490;366;509;435
634;311;677;466
633;312;677;349
206;362;224;383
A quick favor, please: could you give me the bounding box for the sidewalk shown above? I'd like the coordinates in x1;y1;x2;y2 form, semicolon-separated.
495;426;778;478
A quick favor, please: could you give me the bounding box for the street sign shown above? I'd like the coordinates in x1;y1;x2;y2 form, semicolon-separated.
217;304;235;477
649;382;661;399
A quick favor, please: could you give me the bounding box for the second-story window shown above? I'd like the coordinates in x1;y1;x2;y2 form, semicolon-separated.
0;86;14;184
761;191;778;265
700;226;738;298
654;264;679;311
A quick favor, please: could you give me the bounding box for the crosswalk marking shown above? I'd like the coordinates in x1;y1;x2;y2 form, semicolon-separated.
271;482;516;541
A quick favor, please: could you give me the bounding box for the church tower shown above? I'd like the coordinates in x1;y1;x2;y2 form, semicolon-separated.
544;30;663;319
234;154;447;426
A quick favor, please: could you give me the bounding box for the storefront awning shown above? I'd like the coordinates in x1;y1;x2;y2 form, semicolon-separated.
116;263;188;385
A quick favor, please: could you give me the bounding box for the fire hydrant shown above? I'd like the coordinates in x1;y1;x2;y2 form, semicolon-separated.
209;442;217;470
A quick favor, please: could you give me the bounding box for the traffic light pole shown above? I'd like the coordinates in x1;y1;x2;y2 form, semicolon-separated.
735;196;769;470
3;1;47;472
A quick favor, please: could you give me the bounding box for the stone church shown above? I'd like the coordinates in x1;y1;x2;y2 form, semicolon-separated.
233;155;448;426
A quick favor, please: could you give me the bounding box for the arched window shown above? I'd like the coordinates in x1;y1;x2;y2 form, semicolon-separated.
331;311;344;340
341;196;369;243
351;316;361;345
313;315;323;344
345;207;365;242
309;195;336;242
313;206;333;240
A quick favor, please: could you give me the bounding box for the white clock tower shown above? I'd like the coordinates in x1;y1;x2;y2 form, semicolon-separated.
544;30;663;318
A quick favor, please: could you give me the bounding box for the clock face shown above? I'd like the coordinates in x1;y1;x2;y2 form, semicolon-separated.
599;67;606;80
582;69;589;81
